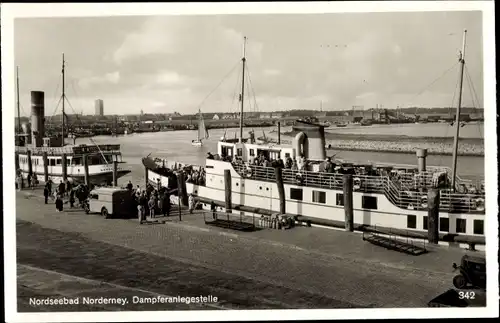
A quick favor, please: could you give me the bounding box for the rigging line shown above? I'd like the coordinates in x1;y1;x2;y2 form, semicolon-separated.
245;62;260;114
195;60;240;111
406;61;459;106
246;64;261;134
230;64;242;117
48;96;63;125
464;65;483;110
48;78;62;118
439;70;460;166
464;65;483;140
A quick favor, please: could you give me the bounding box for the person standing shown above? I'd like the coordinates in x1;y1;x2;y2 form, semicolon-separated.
47;178;53;197
164;191;171;217
69;189;75;208
148;196;155;219
27;173;32;189
188;194;195;214
55;193;63;212
127;181;133;191
58;180;66;199
210;201;216;219
66;180;72;197
43;184;49;204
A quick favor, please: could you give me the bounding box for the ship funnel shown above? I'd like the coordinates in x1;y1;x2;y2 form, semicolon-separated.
30;91;45;147
292;120;326;160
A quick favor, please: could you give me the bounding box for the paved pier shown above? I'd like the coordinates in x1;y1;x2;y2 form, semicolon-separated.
15;188;483;311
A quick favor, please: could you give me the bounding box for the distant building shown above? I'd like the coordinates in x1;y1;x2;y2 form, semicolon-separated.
94;99;104;116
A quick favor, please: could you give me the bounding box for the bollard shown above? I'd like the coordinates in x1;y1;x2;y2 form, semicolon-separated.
27;150;33;178
42;152;49;183
416;149;428;172
277;122;281;145
176;172;188;206
224;169;232;213
427;188;440;244
83;154;90;186
275;167;286;214
343;174;354;232
61;153;68;182
113;160;118;187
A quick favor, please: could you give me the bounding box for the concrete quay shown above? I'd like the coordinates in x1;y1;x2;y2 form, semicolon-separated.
15;188;485;310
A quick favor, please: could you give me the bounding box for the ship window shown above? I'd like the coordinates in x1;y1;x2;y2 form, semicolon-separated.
73;157;82;165
473;220;484;235
56;158;61;165
290;188;303;201
456;218;466;233
237;148;242;156
249;149;255;157
439;217;449;232
407;215;416;229
423;216;428;230
312;190;326;204
90;194;99;200
362;196;378;209
336;193;344;206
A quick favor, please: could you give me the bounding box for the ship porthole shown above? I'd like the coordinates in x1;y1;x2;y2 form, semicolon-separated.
266;187;269;191
236;182;239;186
259;186;262;190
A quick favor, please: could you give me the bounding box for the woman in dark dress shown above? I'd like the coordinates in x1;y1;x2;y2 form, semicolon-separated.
55;194;63;212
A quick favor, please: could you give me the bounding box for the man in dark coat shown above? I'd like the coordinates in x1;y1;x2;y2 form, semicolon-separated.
126;181;133;191
58;180;66;198
210;201;217;219
43;185;49;204
66;180;72;197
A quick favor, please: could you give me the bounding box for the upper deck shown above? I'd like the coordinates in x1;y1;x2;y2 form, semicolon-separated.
230;162;485;215
15;144;122;156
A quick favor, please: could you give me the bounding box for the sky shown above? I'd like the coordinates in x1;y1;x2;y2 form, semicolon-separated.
13;11;484;116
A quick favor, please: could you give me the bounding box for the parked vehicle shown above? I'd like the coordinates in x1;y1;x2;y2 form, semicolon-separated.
452;255;486;289
86;187;136;219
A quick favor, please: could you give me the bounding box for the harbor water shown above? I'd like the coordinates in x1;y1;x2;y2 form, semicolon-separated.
77;124;485;185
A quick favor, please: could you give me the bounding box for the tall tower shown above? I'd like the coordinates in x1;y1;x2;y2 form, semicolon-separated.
94;99;104;116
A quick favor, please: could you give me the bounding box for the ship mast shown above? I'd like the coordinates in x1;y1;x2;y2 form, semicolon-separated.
198;108;201;141
61;53;66;146
239;36;247;143
450;29;467;190
16;66;21;141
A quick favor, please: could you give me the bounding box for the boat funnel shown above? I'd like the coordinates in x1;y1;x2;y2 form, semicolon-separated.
416;148;428;172
30;91;45;147
292;120;326;161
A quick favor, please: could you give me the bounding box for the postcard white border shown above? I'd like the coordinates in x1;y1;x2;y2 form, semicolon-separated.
2;1;498;322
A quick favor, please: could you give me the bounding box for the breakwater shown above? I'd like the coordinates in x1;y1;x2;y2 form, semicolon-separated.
279;131;484;157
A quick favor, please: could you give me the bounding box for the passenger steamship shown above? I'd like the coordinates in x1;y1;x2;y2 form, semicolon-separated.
15;56;130;185
142;32;486;244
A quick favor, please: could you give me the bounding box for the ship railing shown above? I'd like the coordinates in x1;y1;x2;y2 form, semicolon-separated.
383;177;485;214
233;164;385;193
233;164;485;214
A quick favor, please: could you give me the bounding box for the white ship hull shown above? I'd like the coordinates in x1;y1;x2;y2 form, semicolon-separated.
145;159;485;241
17;152;130;185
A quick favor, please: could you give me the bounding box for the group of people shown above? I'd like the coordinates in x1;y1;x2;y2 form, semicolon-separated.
127;181;172;224
42;178;91;213
16;170;39;190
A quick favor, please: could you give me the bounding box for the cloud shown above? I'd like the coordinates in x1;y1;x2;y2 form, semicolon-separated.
78;71;121;89
263;69;281;76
